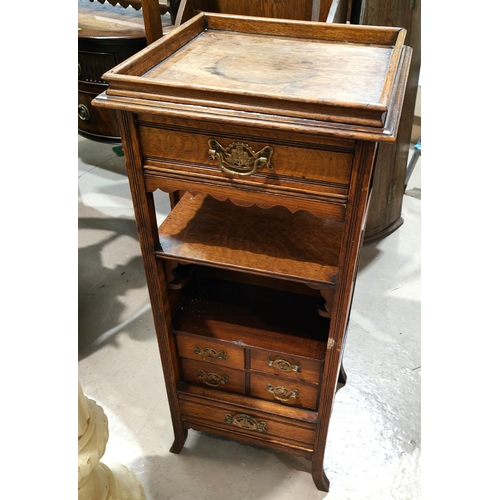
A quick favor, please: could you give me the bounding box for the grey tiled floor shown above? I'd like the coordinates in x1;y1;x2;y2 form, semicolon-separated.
78;135;421;499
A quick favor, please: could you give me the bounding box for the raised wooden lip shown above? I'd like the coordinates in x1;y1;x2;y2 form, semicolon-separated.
99;12;407;129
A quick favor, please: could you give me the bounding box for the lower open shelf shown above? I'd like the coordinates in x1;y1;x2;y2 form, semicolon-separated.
168;265;330;412
170;265;330;359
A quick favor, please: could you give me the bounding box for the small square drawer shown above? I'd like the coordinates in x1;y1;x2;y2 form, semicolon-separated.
250;350;323;385
249;372;319;410
180;358;245;394
176;333;244;370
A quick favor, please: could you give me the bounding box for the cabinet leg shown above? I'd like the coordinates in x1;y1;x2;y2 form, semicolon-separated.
311;460;330;492
311;361;346;491
169;428;188;454
336;361;348;392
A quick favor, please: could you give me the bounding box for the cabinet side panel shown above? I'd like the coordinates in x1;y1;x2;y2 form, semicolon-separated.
311;140;378;484
117;110;188;451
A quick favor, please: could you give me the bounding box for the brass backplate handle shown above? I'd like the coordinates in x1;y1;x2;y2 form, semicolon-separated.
268;384;300;402
225;413;267;432
267;357;301;373
194;344;227;363
198;369;229;387
208;138;273;177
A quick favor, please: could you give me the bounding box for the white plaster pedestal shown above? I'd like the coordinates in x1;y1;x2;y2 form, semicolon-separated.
78;382;146;500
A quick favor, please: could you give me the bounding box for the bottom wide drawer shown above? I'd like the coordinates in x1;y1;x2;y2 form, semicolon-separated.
178;394;316;452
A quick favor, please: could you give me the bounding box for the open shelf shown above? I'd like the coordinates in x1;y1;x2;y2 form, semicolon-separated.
171;266;329;360
156;193;343;287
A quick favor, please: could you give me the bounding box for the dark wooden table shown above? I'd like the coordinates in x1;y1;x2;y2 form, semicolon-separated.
78;0;175;142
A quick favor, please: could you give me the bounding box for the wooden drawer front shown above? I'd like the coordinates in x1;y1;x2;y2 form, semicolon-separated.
179;396;316;450
251;350;322;385
250;372;319;410
176;334;244;370
138;125;353;194
180;358;245;394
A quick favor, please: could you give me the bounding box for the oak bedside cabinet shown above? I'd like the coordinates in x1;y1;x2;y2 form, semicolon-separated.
93;12;411;491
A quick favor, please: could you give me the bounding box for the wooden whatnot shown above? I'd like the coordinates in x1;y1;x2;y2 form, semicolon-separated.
93;13;411;491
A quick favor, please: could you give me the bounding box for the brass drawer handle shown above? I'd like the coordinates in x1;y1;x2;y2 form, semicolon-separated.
208;138;273;177
268;384;300;402
194;344;227;363
198;369;228;387
225;413;267;433
267;357;301;373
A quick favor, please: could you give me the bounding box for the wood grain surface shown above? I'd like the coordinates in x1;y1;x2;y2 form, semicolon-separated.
145;31;393;106
157;193;343;285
